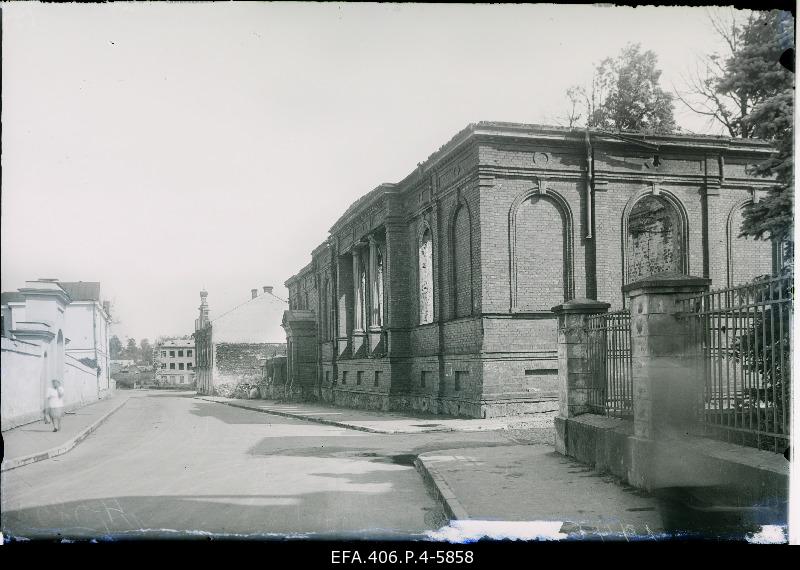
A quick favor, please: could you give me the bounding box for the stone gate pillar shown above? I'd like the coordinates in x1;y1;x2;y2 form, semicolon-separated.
551;298;610;453
623;272;709;488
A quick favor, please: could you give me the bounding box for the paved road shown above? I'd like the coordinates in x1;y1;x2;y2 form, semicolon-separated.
1;392;515;540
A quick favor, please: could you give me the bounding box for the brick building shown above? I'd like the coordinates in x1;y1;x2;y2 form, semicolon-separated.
284;122;777;418
194;287;287;395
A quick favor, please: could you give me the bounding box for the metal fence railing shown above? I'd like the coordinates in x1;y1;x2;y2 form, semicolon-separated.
681;275;792;453
586;310;633;418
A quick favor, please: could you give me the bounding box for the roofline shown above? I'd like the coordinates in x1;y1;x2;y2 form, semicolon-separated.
328;122;775;235
328;182;398;235
286;120;777;281
286;260;316;287
209;288;289;324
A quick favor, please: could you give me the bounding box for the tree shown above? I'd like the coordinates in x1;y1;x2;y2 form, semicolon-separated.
140;338;153;365
110;335;124;359
732;269;791;447
717;10;794;251
563;43;676;133
124;338;138;361
674;8;759;137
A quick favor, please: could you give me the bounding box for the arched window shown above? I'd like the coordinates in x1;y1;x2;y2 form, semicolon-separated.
321;278;329;339
374;247;384;326
355;253;367;330
41;350;49;404
328;278;336;340
56;330;64;380
418;226;434;324
452;203;473;318
626;194;685;283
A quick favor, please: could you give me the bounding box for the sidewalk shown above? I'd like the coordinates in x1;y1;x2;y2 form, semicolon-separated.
418;445;668;541
2;392;131;471
195;395;557;434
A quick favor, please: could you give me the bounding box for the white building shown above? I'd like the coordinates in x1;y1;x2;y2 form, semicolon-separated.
1;279;113;430
58;281;112;395
155;338;196;386
194;287;287;395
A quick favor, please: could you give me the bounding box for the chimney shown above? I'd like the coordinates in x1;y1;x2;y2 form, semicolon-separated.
263;286;273;294
251;289;258;299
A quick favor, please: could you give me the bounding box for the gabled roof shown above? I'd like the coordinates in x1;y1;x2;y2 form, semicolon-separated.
58;282;101;302
209;290;288;344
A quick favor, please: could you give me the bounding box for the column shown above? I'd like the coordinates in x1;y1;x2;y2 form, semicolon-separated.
367;235;383;354
351;243;368;358
368;236;379;326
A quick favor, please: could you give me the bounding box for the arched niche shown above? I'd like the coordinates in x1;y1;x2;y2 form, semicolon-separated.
726;199;774;286
418;222;434;324
622;189;689;285
450;197;474;318
508;187;574;312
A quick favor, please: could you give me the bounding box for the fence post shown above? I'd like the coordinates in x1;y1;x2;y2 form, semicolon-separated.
623;272;710;488
552;299;610;452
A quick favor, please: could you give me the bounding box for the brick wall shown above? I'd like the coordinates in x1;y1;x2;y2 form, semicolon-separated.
727;202;774;286
514;195;567;310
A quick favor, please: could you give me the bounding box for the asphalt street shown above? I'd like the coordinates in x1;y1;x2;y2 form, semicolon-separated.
1;392;518;540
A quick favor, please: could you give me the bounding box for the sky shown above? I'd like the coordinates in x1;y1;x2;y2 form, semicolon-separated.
1;2;754;342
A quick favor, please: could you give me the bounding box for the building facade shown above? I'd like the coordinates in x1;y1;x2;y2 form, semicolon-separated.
194;287;288;395
155;339;196;386
284;121;777;419
1;279;114;430
58;281;113;395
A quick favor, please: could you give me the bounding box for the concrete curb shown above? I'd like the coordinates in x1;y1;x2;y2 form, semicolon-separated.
194;396;456;435
414;454;470;521
1;398;129;472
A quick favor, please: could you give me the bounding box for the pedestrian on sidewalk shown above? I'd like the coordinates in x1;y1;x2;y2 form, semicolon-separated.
45;379;65;432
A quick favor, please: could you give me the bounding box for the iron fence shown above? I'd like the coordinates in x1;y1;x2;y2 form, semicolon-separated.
586;310;633;418
681;275;792;453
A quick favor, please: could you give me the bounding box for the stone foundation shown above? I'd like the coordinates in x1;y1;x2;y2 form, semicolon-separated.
331;388;391;411
557;414;789;506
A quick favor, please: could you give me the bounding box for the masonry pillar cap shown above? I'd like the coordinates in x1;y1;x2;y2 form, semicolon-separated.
551;298;611;315
623;272;711;296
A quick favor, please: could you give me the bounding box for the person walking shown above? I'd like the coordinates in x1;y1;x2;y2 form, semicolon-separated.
45;379;65;432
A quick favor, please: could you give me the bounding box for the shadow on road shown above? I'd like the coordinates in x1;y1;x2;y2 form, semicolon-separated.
188;402;275;425
1;490;446;541
142;391;199;399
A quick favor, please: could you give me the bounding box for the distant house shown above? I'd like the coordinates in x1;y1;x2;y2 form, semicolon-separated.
110;359;136;372
194;287;287;395
1;279;113;430
155;338;196;386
